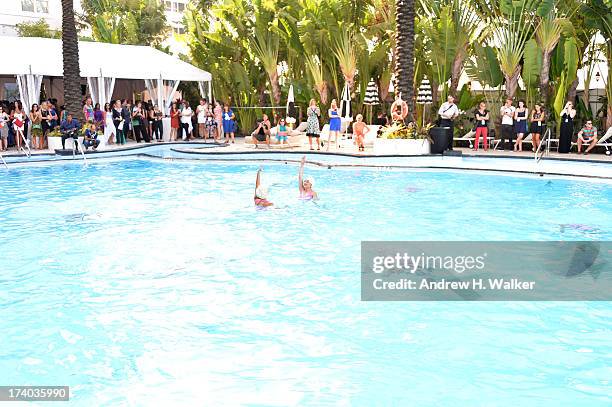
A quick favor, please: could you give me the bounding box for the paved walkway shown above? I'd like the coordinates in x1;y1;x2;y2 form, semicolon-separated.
2;136;610;163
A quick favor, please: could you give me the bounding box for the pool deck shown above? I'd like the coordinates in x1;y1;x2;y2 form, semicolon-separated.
2;136;610;162
2;136;611;180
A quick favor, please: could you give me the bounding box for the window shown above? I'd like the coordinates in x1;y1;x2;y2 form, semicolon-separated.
22;0;49;13
173;26;185;35
21;0;34;12
36;0;49;13
165;1;186;13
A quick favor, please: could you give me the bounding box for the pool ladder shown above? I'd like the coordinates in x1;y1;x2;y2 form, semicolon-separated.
0;152;7;169
72;138;87;166
535;128;552;164
20;133;31;158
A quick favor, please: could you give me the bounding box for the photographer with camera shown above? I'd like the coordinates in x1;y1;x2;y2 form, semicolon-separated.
59;113;81;150
83;123;100;151
251;114;272;148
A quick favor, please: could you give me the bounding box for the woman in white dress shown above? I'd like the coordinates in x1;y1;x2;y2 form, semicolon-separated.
103;102;116;146
12;101;26;151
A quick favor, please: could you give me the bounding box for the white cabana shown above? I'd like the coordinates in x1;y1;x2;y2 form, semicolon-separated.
0;36;212;112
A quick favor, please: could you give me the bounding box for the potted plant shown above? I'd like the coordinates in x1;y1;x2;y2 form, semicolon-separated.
374;122;434;155
46;128;64;150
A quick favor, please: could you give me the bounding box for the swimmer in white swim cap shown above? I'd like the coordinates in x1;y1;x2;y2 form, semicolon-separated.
298;156;318;201
254;167;273;207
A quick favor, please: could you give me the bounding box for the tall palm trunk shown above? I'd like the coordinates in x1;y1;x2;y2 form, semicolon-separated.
450;52;464;98
504;66;521;99
395;0;415;120
61;0;82;119
539;51;552;105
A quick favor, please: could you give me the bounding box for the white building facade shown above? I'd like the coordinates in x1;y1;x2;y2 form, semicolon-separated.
0;0;62;36
0;0;188;53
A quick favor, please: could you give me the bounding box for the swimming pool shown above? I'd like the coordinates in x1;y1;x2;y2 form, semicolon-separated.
1;158;610;406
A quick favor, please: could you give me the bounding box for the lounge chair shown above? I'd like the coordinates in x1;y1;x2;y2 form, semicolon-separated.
320;120;351;148
455;129;495;149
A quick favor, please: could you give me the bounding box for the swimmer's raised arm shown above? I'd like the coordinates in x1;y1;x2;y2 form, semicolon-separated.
298;156;305;193
255;167;262;197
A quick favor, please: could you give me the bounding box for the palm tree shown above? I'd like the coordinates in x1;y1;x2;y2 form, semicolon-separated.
395;0;415;119
61;0;82;119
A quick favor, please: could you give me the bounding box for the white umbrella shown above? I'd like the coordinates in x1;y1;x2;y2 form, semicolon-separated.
416;77;433;104
285;84;296;126
416;77;433;126
363;78;380;123
363;78;380;105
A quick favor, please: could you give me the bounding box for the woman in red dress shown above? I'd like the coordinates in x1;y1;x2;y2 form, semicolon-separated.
170;102;180;141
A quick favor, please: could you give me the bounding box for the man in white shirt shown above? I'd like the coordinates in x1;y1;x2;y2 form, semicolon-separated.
180;100;193;141
438;95;459;150
499;98;516;150
196;98;208;139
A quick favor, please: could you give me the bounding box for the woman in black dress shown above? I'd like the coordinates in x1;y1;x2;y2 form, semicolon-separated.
529;104;545;152
558;101;576;153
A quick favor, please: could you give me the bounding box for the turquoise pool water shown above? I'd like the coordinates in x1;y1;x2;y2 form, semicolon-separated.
1;158;611;406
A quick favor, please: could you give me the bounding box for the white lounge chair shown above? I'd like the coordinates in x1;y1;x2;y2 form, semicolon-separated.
455;130;494;149
599;127;612;155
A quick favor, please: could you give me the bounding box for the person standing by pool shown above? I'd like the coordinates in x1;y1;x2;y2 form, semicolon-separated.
12;101;26;151
276;117;289;146
152;105;164;142
41;101;52;148
298;156;318;200
254;167;273;207
222;104;236;144
170;102;180;141
327;99;341;151
132;101;150;143
473;101;489;151
121;100;132;141
438;95;459;151
529;103;545;152
576;120;598;155
83;96;95;123
306;99;321;150
513;100;528;152
214;101;223;141
29;104;43;150
559;101;576;154
196;98;208;139
499;98;515;150
180;101;193;141
103;102;116;145
353;114;370;152
112;100;126;145
0;106;9;151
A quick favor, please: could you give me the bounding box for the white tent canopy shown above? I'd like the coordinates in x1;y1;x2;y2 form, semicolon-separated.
0;36;212;112
0;36;211;81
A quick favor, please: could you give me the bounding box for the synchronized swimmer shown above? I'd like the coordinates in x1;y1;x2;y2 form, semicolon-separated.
254;156;318;208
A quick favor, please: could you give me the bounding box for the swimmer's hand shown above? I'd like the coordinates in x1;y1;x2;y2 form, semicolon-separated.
258;166;263;172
